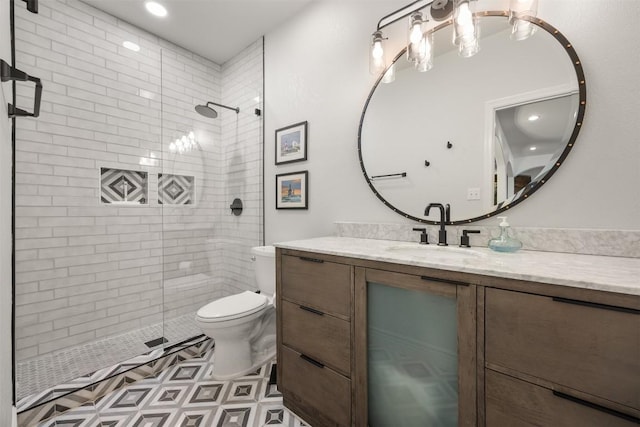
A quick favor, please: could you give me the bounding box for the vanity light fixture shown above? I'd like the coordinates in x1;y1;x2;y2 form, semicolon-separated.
528;114;540;121
145;1;167;17
369;0;540;80
370;31;387;75
509;0;538;40
452;0;479;58
529;146;537;151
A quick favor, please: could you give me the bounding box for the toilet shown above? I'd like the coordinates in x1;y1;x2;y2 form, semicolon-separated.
195;245;276;380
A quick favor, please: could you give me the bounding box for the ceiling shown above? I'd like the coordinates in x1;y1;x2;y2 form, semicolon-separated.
80;0;313;64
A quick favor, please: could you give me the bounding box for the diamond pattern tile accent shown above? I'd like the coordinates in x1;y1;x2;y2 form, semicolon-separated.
158;174;194;205
169;365;201;382
189;384;224;405
100;168;148;204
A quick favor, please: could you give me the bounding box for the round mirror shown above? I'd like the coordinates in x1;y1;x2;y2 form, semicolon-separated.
358;13;586;224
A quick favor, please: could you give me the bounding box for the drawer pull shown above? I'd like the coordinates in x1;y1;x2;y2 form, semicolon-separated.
552;297;640;315
299;305;324;316
298;256;325;263
300;354;325;369
420;275;469;287
552;391;640;423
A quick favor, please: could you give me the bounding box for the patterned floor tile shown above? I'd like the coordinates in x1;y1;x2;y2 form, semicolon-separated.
39;355;311;427
171;408;218;427
224;380;261;404
184;382;227;407
127;409;179;427
212;403;257;427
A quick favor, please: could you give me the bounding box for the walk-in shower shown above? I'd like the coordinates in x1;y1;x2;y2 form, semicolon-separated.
12;0;264;413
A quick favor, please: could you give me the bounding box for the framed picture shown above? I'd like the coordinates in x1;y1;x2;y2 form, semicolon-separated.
275;121;307;165
276;171;308;209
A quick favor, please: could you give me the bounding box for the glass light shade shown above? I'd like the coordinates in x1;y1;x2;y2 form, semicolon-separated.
407;12;425;63
415;32;434;72
453;0;479;57
509;0;538;40
511;18;537;41
509;0;538;23
370;31;386;75
382;63;396;84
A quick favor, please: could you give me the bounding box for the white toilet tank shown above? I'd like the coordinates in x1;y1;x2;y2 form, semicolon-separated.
251;246;275;296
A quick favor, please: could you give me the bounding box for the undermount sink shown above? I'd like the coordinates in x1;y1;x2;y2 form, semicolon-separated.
385;244;487;259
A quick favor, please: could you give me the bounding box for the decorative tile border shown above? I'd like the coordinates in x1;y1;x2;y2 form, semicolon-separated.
335;221;640;258
158;173;194;205
17;336;212;427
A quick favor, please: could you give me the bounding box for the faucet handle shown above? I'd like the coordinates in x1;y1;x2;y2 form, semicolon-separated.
459;229;481;247
412;227;429;245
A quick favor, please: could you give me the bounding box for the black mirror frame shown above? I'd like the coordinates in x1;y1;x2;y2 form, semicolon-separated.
357;11;587;225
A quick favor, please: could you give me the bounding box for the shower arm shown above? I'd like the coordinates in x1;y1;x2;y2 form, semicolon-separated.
206;101;239;114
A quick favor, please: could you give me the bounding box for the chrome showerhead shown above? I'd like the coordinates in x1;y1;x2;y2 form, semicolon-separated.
195;101;239;119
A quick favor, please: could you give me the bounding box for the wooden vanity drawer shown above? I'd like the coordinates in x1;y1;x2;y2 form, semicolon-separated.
485;288;640;410
281;300;351;376
281;254;351;318
486;369;638;426
280;345;351;427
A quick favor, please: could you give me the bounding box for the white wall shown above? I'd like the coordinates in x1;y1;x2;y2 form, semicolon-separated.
0;0;14;425
264;0;640;245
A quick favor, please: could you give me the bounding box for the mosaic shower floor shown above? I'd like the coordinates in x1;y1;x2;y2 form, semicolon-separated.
33;349;307;427
17;313;202;401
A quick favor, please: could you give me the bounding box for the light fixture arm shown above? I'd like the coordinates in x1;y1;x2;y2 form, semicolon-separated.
376;0;435;31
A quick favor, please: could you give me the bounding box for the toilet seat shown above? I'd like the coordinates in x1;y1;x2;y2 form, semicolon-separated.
196;291;267;322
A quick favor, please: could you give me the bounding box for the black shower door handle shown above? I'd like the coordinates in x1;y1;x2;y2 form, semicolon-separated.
1;59;42;118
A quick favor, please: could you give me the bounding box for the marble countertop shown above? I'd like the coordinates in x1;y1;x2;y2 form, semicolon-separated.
274;236;640;296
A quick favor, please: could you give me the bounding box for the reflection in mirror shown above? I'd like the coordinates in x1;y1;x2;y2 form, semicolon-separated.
359;14;585;224
494;93;579;207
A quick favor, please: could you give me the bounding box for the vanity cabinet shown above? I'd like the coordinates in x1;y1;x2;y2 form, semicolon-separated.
484;287;640;426
277;252;354;427
276;248;477;427
276;245;640;427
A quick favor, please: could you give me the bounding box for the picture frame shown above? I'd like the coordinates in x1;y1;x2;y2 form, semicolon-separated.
276;171;308;210
275;121;307;165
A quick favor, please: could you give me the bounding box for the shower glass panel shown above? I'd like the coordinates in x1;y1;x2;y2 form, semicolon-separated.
159;39;264;348
13;0;166;402
368;281;458;427
12;0;263;408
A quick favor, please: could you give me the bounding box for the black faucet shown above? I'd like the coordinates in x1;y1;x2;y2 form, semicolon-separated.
425;203;448;246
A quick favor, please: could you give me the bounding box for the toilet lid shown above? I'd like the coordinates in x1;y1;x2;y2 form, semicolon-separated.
196;291;267;321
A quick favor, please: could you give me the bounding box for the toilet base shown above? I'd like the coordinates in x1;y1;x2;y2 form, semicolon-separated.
210;344;276;380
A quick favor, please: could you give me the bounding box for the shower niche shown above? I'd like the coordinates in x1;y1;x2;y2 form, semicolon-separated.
100;168;149;204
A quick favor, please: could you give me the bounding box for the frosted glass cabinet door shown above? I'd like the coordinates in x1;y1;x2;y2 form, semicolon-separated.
354;268;477;427
368;281;457;426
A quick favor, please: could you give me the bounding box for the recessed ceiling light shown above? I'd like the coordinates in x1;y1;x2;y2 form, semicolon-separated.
122;41;140;52
528;114;540;121
145;1;167;17
529;146;537;151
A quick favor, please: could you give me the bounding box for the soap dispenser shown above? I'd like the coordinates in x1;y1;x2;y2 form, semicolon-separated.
488;216;523;253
